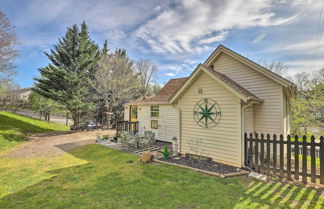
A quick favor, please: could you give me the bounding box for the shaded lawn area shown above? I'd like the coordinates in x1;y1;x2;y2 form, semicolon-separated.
0;111;69;153
0;145;323;209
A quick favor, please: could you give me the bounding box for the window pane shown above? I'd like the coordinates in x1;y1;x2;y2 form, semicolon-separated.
150;105;159;118
151;120;158;129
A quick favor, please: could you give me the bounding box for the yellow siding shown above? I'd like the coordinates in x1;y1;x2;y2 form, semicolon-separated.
136;104;179;142
213;53;284;135
179;72;242;167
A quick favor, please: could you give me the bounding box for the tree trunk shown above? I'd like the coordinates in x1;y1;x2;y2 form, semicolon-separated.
71;111;80;128
66;112;69;126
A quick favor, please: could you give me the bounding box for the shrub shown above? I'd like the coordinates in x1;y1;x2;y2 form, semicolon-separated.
160;145;172;159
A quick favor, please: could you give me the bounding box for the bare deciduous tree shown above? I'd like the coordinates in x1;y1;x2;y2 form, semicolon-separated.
0;79;19;107
263;61;293;81
133;59;157;98
0;11;18;78
91;49;138;126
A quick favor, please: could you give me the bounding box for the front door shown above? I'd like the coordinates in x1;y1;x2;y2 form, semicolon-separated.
129;105;138;132
130;105;138;122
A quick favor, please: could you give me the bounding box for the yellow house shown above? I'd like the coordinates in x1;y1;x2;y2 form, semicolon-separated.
124;45;296;167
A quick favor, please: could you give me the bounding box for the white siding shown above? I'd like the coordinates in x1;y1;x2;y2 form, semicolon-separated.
213;53;284;135
124;105;130;121
179;72;242;167
136;104;179;142
244;105;254;134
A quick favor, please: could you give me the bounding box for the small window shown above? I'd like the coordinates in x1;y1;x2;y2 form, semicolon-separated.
150;105;159;118
151;120;158;129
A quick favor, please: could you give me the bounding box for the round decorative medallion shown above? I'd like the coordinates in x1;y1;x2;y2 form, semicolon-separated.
193;98;221;128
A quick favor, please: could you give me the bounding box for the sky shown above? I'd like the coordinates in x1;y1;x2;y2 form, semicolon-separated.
1;0;324;88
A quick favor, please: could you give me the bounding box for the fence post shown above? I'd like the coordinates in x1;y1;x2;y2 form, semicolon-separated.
244;133;248;166
287;135;291;180
294;135;299;181
273;134;277;175
255;133;259;172
249;133;253;169
302;135;307;184
310;136;316;183
280;134;284;178
266;134;271;175
320;136;324;184
260;133;264;174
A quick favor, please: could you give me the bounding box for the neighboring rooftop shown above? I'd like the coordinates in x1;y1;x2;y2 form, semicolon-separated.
128;77;187;105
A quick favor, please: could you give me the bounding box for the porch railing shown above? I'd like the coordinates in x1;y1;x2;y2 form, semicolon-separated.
116;121;139;136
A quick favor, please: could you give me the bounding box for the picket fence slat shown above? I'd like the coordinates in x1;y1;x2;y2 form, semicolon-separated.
249;133;253;169
310;136;316;183
244;133;323;185
302;136;307;183
287;135;292;180
294;135;299;181
266;134;271;175
255;133;259;173
260;134;265;174
280;134;284;178
320;136;324;184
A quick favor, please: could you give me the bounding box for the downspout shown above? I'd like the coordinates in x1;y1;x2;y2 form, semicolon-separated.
173;101;181;153
241;100;256;167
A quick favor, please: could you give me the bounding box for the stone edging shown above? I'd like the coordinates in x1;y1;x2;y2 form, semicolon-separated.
153;159;250;178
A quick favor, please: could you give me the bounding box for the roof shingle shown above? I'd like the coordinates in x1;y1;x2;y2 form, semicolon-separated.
205;67;262;102
128;77;187;105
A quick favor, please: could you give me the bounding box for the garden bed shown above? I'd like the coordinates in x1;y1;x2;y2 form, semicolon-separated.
156;155;249;178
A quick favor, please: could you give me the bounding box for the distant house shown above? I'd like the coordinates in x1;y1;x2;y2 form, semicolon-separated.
124;45;296;167
18;88;32;101
1;88;32;105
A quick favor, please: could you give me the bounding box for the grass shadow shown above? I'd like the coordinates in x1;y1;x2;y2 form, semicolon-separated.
0;114;55;133
236;179;323;208
0;133;27;142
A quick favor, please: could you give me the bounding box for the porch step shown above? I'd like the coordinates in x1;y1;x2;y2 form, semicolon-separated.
248;171;268;181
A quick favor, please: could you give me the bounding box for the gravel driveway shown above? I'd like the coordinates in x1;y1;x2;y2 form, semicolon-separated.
6;130;116;158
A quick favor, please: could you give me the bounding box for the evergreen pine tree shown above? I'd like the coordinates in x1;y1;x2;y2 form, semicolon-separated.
33;22;100;127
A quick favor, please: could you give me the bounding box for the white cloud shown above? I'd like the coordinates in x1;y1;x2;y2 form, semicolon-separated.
165;72;176;77
198;31;229;44
134;0;297;55
104;29;127;41
286;59;324;72
252;33;267;44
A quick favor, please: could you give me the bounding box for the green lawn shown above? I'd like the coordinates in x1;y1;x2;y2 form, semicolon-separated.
0;112;322;208
0;111;69;153
0;145;323;209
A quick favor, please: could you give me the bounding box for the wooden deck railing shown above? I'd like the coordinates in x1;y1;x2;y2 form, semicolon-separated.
116;121;139;136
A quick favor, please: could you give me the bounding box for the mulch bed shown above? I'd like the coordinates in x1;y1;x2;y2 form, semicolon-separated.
158;155;241;175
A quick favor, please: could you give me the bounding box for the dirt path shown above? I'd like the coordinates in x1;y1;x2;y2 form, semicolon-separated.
6;130;116;158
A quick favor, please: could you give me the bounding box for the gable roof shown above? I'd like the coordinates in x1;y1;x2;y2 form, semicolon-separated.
169;64;263;103
204;45;296;89
207;68;261;102
128;77;187;105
